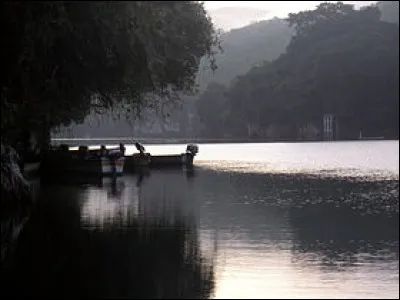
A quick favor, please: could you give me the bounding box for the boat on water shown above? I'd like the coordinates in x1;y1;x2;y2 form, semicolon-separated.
124;143;199;171
43;141;198;175
42;144;126;176
149;144;199;168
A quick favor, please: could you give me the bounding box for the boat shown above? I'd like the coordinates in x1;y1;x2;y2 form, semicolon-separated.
124;152;151;172
42;144;126;176
123;141;151;172
150;144;198;168
124;143;199;171
150;144;199;168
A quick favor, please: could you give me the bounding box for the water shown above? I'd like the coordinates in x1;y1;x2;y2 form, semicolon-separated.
1;141;398;299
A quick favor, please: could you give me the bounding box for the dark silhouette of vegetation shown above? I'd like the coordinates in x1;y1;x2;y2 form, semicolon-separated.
197;2;399;139
52;15;294;139
1;1;219;153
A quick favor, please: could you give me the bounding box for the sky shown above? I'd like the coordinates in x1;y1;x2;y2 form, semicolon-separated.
204;1;378;30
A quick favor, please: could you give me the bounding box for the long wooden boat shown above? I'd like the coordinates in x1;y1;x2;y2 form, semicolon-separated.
124;153;151;172
149;152;195;167
124;144;199;171
42;144;125;176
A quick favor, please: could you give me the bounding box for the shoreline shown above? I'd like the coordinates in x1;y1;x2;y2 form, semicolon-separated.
51;137;400;146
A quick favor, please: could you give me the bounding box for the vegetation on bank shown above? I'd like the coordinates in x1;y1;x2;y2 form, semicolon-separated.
196;2;399;139
1;1;219;157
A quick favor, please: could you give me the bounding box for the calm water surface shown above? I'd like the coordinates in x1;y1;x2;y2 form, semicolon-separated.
1;141;398;299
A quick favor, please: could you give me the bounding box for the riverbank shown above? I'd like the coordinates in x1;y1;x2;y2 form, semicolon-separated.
0;144;39;263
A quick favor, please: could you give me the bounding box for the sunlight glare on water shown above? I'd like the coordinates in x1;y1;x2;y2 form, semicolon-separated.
132;141;399;179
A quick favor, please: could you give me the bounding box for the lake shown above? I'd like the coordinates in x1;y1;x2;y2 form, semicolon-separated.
1;141;398;299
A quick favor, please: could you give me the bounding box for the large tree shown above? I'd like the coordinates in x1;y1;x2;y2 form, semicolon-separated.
0;1;219;151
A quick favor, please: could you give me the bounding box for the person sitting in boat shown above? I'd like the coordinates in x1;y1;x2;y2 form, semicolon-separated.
119;143;126;155
100;145;108;157
108;148;122;157
134;141;146;156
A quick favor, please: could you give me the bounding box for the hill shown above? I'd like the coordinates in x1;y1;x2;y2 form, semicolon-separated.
197;17;293;89
197;3;399;140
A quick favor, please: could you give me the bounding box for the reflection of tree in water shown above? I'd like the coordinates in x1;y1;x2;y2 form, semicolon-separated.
0;184;215;299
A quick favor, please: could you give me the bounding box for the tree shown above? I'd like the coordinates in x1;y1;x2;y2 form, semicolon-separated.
0;1;219;151
224;2;399;139
287;2;355;37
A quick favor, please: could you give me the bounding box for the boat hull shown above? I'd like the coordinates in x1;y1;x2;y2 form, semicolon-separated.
124;153;151;172
124;153;195;171
42;155;125;176
149;153;194;167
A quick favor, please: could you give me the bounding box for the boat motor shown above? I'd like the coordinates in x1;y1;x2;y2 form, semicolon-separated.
186;144;199;156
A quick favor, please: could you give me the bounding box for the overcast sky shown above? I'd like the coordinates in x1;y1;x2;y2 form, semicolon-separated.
204;1;378;30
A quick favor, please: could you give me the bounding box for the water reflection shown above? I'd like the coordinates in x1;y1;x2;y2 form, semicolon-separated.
0;169;215;299
1;162;398;299
290;204;399;272
188;169;398;299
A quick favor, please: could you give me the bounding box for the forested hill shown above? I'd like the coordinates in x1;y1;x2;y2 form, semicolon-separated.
196;17;293;89
197;1;399;90
196;2;399;140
